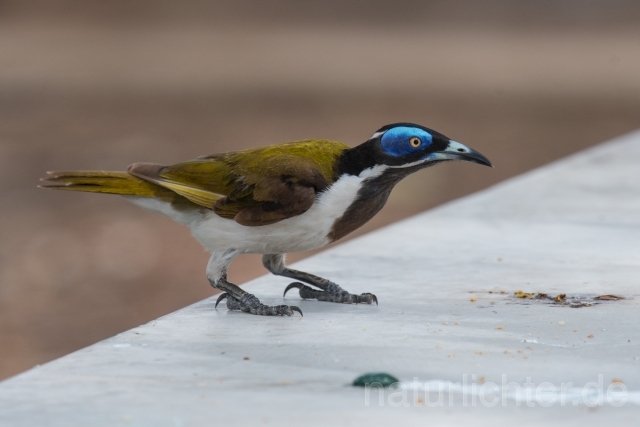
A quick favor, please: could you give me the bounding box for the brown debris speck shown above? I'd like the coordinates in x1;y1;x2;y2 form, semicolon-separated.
595;295;624;301
513;291;625;308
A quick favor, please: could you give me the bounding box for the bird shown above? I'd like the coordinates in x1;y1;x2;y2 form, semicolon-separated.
40;123;492;317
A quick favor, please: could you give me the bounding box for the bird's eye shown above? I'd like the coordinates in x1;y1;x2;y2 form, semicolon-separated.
409;137;422;148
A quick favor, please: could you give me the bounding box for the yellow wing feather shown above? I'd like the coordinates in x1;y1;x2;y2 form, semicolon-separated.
39;171;175;198
127;163;224;208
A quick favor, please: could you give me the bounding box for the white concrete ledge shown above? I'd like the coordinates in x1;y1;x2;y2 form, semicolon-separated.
2;131;640;426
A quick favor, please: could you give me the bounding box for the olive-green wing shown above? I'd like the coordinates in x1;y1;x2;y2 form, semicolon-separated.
127;163;226;208
130;140;349;226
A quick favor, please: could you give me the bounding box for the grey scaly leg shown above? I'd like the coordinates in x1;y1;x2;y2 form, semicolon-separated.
208;250;302;316
262;254;377;305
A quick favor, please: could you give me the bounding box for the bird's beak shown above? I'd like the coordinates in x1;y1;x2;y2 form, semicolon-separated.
427;141;493;167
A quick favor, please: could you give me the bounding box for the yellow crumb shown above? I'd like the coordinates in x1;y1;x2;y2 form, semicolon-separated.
514;290;536;299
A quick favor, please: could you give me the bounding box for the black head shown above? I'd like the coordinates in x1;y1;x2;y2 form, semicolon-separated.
338;123;492;176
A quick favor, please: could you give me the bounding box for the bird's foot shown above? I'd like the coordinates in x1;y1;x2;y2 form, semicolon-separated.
283;282;378;305
215;292;302;316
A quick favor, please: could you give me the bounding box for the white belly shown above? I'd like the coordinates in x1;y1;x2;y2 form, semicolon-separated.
191;208;331;254
127;166;385;254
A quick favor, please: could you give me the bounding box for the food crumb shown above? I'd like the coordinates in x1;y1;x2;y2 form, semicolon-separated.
469;296;477;302
612;378;624;384
595;295;623;301
455;322;460;325
514;290;536;299
495;325;505;330
475;350;483;355
559;321;565;326
588;334;594;338
243;356;250;360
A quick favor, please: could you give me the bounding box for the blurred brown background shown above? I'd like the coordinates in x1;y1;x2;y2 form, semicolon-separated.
1;0;639;380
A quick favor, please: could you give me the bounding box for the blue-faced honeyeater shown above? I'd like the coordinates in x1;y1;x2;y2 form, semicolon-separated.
40;123;492;317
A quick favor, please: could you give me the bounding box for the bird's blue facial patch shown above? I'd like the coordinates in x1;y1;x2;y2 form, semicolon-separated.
380;126;433;157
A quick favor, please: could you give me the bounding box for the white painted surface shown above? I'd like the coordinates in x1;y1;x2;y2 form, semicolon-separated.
1;131;640;426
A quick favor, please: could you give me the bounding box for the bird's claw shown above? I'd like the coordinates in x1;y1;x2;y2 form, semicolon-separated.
283;282;378;305
215;292;302;316
358;293;378;305
283;282;306;297
215;292;228;308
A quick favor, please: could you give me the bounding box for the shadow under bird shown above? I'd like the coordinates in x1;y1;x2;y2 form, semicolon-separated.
40;123;492;317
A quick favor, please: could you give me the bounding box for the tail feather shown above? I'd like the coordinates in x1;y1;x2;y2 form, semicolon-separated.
39;171;175;198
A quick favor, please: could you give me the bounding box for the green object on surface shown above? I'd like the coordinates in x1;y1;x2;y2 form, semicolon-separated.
352;372;400;387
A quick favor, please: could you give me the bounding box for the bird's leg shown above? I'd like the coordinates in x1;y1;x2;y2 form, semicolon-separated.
208;250;302;316
262;254;377;305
